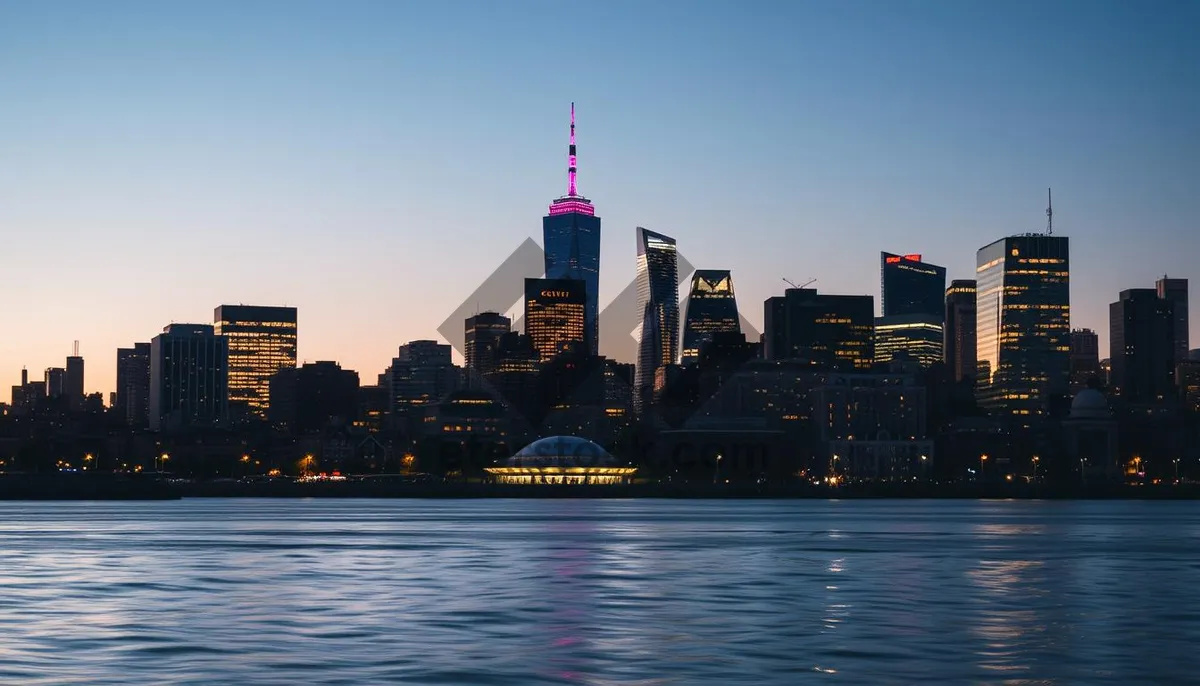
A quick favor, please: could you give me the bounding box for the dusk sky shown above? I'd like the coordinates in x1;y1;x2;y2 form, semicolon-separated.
2;0;1197;398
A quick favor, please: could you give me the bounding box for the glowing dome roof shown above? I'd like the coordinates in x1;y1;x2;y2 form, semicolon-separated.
506;436;616;469
1069;389;1110;419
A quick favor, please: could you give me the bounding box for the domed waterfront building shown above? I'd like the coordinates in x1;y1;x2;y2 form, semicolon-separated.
1064;388;1120;482
485;436;637;485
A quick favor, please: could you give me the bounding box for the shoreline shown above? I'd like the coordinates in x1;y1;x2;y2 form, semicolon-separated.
1;474;1198;500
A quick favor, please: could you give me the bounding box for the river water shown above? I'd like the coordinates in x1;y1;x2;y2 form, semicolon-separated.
0;499;1196;684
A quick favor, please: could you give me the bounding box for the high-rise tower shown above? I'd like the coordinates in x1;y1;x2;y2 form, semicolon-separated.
543;103;601;356
681;270;741;366
634;228;679;412
975;233;1070;414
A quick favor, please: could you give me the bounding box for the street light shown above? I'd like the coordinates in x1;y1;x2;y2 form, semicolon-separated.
713;453;723;484
1173;458;1180;482
157;452;169;473
1032;455;1040;481
980;453;988;479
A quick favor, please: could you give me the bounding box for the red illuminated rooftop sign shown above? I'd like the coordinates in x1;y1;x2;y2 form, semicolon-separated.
885;253;923;264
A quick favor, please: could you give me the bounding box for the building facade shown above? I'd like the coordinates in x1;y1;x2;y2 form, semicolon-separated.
386;340;460;415
975;235;1070;415
634;228;680;413
464;312;511;376
681;269;741;366
1069;328;1101;393
764;288;874;370
149;324;229;432
116;343;152;427
1110;288;1175;404
65;355;84;408
524;278;587;363
1156;276;1189;364
543;104;601;355
268;361;360;434
881;252;946;318
944;279;977;382
874;314;943;368
214;305;298;417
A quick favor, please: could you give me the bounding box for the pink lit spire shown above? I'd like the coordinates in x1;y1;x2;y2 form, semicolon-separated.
567;102;578;196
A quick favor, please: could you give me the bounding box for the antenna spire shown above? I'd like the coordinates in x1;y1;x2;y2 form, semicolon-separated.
1046;187;1053;235
567;102;578;197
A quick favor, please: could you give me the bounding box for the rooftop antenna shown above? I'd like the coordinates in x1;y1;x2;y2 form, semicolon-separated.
782;277;817;290
1046;187;1053;235
567;102;578;197
73;340;79;357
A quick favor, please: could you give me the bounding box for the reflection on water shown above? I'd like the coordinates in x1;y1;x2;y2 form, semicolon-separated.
0;499;1197;684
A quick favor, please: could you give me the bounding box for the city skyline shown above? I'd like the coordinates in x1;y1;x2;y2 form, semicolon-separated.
2;1;1198;398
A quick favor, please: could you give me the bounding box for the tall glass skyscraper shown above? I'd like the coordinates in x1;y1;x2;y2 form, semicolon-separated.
634;228;679;412
1156;276;1189;363
975;235;1070;415
543;103;601;355
681;270;740;366
880;252;946;318
944;280;977;382
214;305;298;417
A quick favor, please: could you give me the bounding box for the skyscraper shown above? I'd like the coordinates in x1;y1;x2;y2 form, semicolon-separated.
1069;329;1101;392
65;350;84;408
214;305;298;417
44;367;64;398
1109;289;1175;404
975;234;1070;414
681;270;741;366
763;288;874;370
543;104;601;355
524;278;586;363
881;252;946;318
944;280;977;382
634;228;679;412
116;343;151;427
465;312;511;376
149;324;229;432
1156;276;1189;363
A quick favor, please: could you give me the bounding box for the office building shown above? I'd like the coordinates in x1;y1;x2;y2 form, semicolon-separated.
65;353;84;408
116;343;152;427
543;103;601;355
1110;289;1175;404
1156;276;1189;363
881;252;946;318
465;312;511;376
386;340;460;413
524;278;587;363
269;361;360;434
874;314;943;368
944;280;977;382
1178;359;1200;413
763;288;874;370
149;324;229;432
1069;329;1101;392
681;270;741;366
214;305;298;417
975;234;1070;414
44;367;64;398
634;228;680;412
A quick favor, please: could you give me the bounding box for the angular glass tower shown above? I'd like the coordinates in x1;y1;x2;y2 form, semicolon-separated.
543;103;601;355
634;228;679;412
681;270;741;366
881;252;947;318
975;234;1070;415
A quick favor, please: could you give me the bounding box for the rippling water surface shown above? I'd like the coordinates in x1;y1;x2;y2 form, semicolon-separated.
1;499;1198;684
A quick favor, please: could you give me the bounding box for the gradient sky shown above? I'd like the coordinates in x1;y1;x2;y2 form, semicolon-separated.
2;0;1198;399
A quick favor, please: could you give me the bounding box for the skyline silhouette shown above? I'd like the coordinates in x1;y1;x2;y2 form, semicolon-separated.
2;0;1198;397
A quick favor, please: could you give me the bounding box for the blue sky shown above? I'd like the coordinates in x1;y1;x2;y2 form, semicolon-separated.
1;0;1197;396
